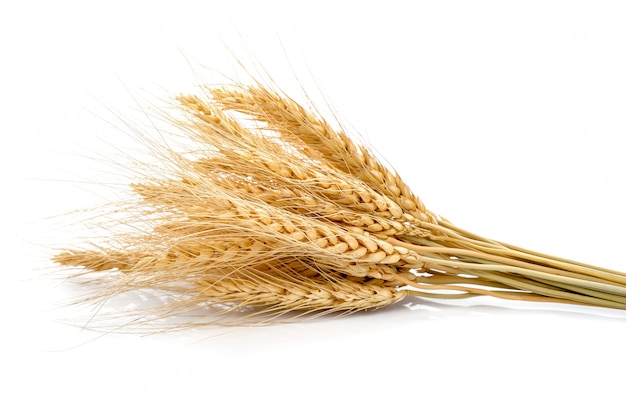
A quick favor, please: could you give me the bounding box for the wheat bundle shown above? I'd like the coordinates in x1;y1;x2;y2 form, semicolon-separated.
54;81;626;326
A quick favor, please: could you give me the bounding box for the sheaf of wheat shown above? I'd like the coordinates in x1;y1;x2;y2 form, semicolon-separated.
53;79;626;326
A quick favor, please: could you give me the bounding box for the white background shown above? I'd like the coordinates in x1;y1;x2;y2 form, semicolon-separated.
2;1;626;398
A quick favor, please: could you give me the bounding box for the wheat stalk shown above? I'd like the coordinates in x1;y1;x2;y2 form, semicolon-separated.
53;79;626;327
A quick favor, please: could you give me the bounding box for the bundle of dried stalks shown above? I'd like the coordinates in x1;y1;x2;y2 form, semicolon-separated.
54;81;626;326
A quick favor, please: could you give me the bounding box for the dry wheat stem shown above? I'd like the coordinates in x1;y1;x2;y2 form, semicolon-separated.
53;80;626;326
